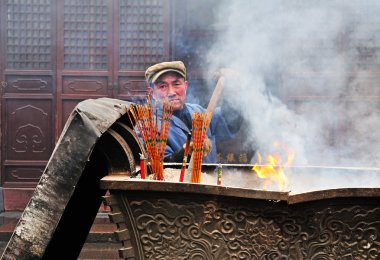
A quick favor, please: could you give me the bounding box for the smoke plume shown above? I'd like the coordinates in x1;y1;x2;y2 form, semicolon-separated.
204;0;380;168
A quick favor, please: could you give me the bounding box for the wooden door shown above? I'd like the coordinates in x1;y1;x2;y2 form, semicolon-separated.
113;0;169;102
57;0;170;133
0;0;57;210
0;0;170;211
56;0;114;133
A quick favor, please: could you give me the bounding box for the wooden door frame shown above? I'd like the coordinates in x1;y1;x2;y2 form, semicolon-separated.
0;0;173;211
113;0;171;102
55;1;115;137
0;0;58;210
0;0;5;190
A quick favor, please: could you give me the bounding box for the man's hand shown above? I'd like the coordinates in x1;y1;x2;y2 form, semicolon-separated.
202;137;212;158
183;137;213;158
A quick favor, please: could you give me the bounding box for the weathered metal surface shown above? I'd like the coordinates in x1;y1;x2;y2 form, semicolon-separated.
101;175;289;201
101;175;380;203
288;187;380;204
1;98;140;260
100;164;380;259
103;181;380;259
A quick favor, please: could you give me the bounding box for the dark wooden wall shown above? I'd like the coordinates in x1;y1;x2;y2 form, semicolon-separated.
0;0;223;211
1;0;380;211
0;0;171;211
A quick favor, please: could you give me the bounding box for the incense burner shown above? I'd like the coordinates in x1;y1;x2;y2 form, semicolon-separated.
101;164;380;259
2;98;379;259
98;108;380;259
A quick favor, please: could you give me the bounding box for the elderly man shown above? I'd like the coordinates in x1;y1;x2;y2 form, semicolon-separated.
145;61;241;163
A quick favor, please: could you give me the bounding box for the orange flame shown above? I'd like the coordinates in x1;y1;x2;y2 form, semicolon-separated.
252;142;294;191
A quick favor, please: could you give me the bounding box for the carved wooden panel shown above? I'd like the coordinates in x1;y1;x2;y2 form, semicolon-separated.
62;99;82;129
4;166;44;186
118;76;147;101
1;0;55;206
5;75;52;94
335;99;380;154
6;100;53;161
346;72;380;96
111;193;380;259
283;72;380;97
62;76;108;95
281;1;380;100
282;72;339;97
119;0;169;70
63;0;109;70
344;6;380;71
5;0;52;69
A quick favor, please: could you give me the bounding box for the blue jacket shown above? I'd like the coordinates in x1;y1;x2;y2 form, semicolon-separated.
164;103;235;163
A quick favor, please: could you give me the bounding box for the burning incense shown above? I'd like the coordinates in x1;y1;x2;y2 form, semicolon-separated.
128;97;174;180
216;164;222;185
190;111;212;183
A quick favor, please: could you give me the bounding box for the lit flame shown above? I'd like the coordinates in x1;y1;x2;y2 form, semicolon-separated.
252;142;294;191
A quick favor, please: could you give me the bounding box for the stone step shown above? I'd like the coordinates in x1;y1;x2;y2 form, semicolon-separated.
78;242;120;260
0;211;122;259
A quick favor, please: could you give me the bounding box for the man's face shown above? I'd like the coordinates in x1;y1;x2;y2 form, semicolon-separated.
152;72;188;111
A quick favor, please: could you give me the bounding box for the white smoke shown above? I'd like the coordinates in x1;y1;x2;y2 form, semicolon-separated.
205;0;380;167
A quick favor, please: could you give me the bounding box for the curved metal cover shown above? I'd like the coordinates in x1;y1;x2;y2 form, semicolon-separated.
1;98;134;259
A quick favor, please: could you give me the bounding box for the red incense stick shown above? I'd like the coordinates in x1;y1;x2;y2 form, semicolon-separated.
139;153;146;179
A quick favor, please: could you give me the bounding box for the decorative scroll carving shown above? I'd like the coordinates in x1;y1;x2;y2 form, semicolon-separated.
12;124;45;153
9;167;44;182
112;194;380;259
9;79;48;91
10;105;48;155
290;206;380;259
119;80;147;97
66;79;105;93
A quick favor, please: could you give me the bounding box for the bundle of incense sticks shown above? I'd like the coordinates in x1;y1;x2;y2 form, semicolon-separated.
128;98;174;180
190;111;212;183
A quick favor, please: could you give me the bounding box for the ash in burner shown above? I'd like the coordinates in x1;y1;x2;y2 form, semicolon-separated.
135;165;380;195
135;165;281;191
